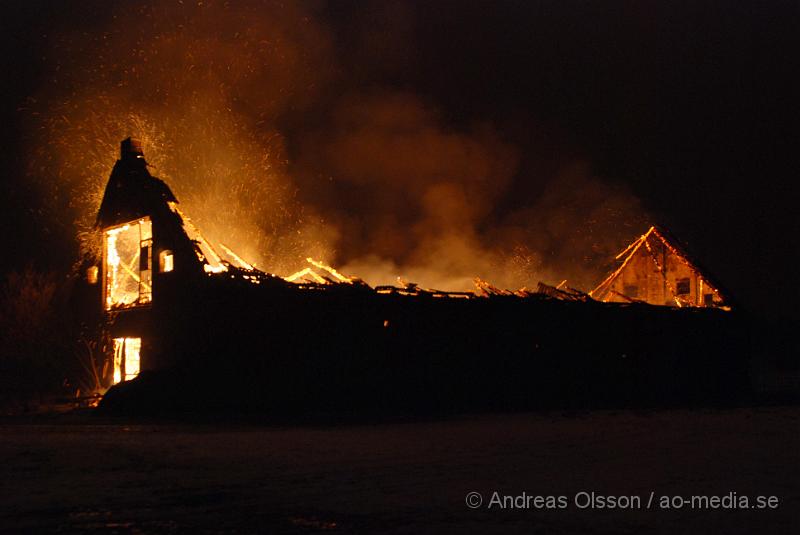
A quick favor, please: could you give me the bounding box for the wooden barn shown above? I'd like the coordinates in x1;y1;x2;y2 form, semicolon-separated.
590;226;730;309
85;139;748;413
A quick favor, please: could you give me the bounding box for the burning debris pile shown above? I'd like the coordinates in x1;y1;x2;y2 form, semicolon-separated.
86;139;745;415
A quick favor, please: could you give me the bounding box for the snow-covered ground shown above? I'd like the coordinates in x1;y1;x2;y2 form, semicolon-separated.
1;407;798;534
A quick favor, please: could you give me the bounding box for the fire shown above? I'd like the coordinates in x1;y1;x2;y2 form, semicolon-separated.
304;258;353;283
104;219;153;309
112;337;141;384
284;258;355;285
284;267;327;284
280;256;531;299
219;243;254;270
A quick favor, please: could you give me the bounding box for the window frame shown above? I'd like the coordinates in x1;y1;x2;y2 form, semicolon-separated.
103;217;153;310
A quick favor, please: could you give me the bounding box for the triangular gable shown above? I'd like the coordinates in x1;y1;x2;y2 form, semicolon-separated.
590;226;731;309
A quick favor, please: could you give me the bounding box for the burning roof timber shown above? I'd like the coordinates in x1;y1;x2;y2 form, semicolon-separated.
95;138;583;301
97;139;733;308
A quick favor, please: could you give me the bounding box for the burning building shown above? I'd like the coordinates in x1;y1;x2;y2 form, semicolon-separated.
590;226;730;308
96;138;228;386
91;139;748;413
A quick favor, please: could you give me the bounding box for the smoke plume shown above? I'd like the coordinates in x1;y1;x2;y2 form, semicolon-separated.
26;0;335;273
25;0;648;292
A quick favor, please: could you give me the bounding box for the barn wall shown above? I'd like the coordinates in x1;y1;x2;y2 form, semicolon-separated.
606;246;721;307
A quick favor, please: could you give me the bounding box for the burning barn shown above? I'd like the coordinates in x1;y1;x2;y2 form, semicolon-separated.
96;138;233;385
90;139;749;414
590;226;730;308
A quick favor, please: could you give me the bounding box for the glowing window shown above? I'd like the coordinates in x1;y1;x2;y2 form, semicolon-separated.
112;337;142;384
104;218;152;309
159;250;174;272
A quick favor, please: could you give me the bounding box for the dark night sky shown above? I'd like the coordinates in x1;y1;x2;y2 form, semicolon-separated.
0;0;797;320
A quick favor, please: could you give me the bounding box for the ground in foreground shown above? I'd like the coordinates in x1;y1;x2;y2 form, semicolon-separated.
1;407;798;534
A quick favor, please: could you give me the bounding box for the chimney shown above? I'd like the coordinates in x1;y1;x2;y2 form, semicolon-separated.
120;137;144;160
